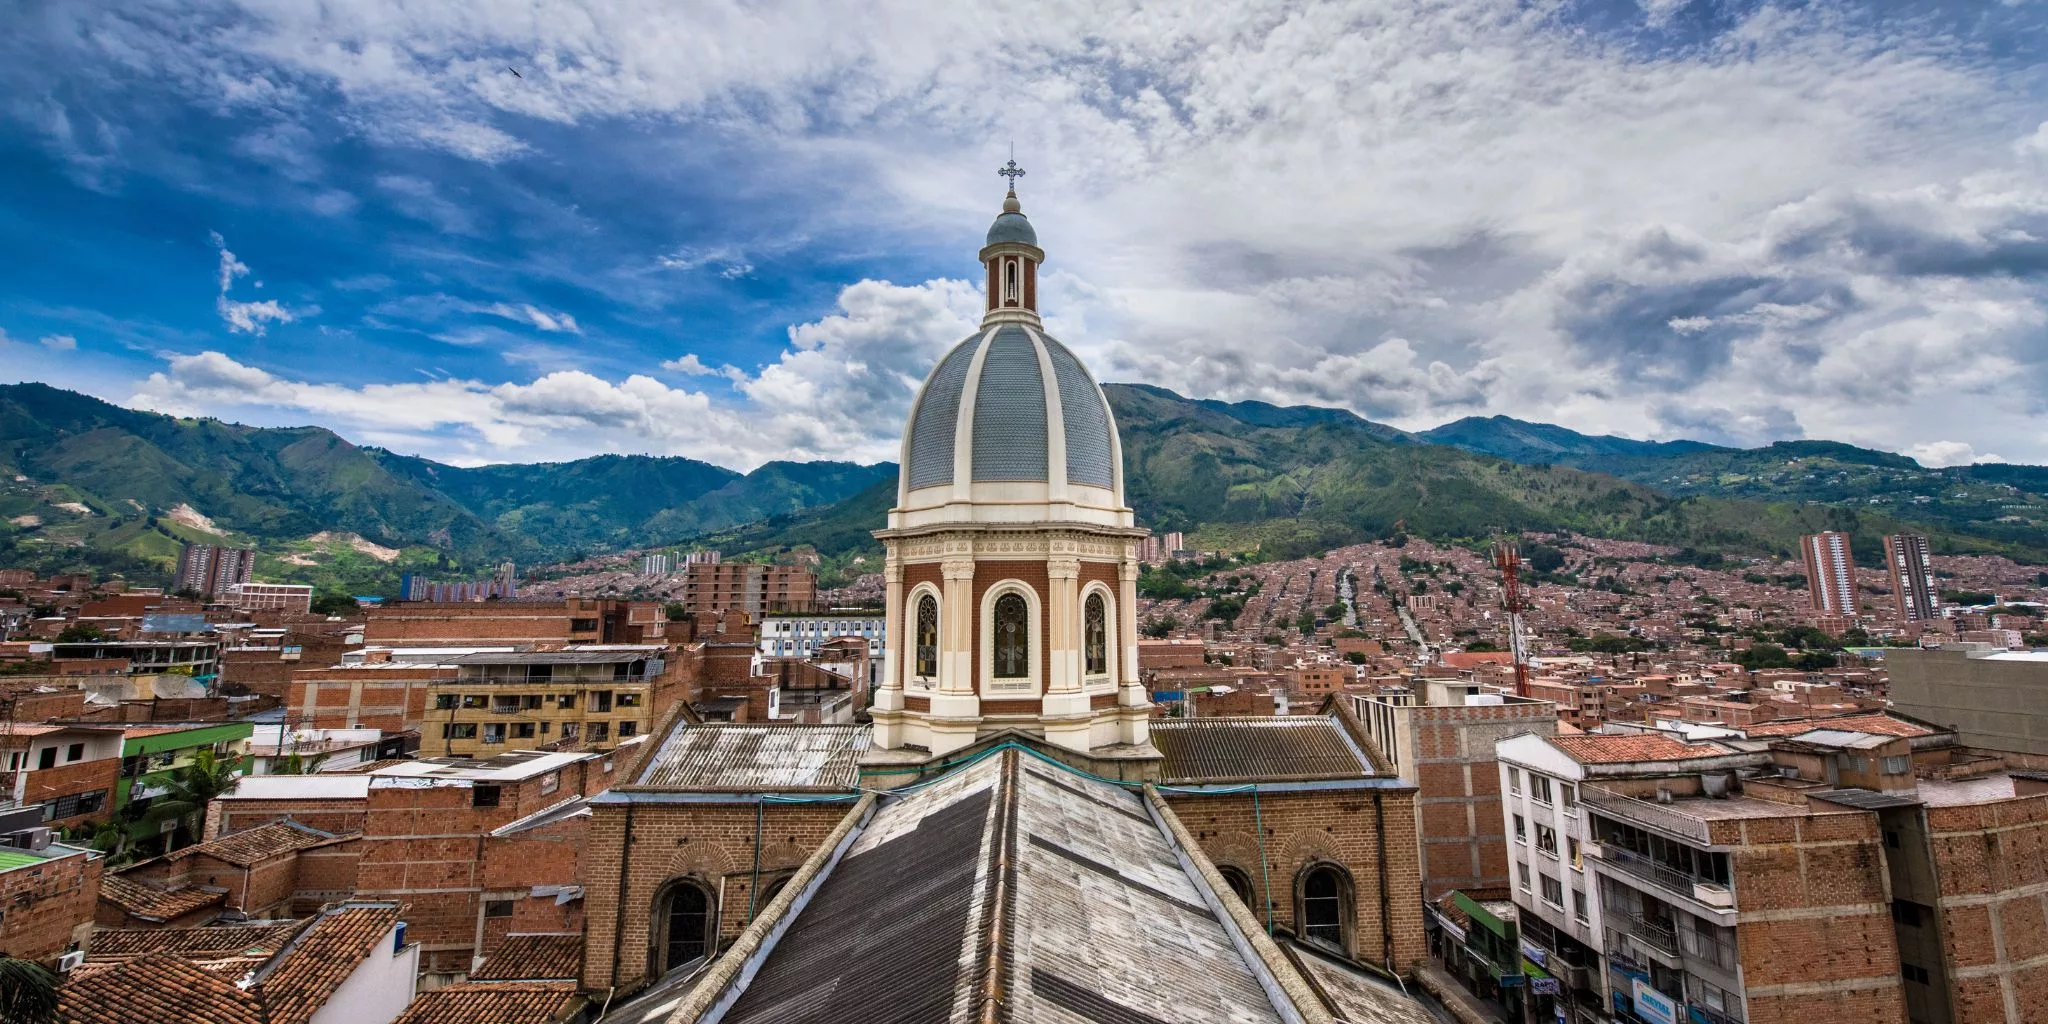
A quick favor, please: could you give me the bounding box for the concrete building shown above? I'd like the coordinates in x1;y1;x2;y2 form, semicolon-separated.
1885;534;1940;623
1888;645;2048;756
0;723;124;829
419;646;681;757
1353;679;1557;897
1799;531;1858;616
176;542;256;597
675;563;815;617
227;583;315;614
756;610;883;666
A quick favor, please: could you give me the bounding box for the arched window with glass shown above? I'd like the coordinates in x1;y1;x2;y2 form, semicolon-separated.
659;879;716;971
914;594;939;679
1297;863;1352;953
1084;592;1109;677
993;592;1030;678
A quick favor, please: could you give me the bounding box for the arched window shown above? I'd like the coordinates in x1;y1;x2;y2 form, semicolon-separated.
1218;865;1256;908
1004;260;1020;305
663;881;715;970
993;593;1030;678
759;874;791;907
1298;864;1350;951
1084;593;1108;676
914;594;939;679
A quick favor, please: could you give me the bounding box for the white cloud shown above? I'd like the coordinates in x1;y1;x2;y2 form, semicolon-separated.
208;232;298;335
659;246;754;279
1905;441;2006;468
39;334;77;351
481;303;580;334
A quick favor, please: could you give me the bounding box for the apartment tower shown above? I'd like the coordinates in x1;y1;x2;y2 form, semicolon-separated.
1884;533;1939;622
1799;531;1857;615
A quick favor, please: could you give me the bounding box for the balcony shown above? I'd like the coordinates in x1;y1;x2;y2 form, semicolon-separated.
1601;847;1736;915
1581;789;1712;845
1626;915;1679;957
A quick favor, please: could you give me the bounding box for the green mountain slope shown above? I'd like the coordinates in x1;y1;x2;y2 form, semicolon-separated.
714;386;2048;567
1419;416;2048;549
0;384;889;590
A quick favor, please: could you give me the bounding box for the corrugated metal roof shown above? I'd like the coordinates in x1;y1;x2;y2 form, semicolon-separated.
1150;717;1373;783
449;650;654;665
636;725;871;790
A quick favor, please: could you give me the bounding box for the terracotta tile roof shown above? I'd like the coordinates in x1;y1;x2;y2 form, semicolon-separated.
88;921;304;962
59;954;266;1024
98;875;226;923
393;982;578;1024
1744;713;1935;739
1546;734;1728;765
170;820;356;867
469;934;583;981
256;903;400;1024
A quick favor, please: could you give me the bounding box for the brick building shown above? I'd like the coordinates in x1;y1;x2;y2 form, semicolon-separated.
110;819;360;923
0;723;123;829
0;839;99;964
675;563;815;617
287;658;452;734
1353;680;1557;896
362;599;667;648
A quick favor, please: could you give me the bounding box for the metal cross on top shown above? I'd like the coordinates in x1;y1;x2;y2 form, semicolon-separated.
998;159;1026;189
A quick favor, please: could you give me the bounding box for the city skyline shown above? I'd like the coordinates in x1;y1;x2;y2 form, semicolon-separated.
2;1;2046;471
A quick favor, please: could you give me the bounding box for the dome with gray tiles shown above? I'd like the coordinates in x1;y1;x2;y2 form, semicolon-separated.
903;323;1119;495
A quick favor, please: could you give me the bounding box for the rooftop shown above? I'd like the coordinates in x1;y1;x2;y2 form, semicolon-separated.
88;921;305;963
450;648;662;666
469;933;584;981
99;875;227;923
1548;734;1732;765
1918;774;2023;807
254;902;402;1024
372;749;594;783
218;775;373;801
393;982;579;1024
59;954;266;1024
1743;713;1939;739
166;820;355;867
1150;716;1374;783
635;723;870;790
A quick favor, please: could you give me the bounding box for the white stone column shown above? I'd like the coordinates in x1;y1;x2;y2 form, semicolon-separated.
1118;555;1143;703
874;553;905;713
928;555;982;754
1046;557;1081;693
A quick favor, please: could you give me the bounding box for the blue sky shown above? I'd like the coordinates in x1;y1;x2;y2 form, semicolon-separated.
5;0;2048;469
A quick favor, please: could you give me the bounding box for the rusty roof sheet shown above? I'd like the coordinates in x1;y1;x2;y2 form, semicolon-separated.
98;875;226;923
636;724;870;790
394;982;579;1024
59;954;267;1024
167;820;355;868
470;933;584;981
255;903;400;1024
1150;716;1373;783
713;751;1323;1024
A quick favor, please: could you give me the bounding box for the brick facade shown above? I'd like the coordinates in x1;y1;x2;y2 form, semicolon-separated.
0;847;97;964
1927;786;2048;1023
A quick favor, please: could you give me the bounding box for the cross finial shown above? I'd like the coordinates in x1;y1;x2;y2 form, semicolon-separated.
998;158;1026;190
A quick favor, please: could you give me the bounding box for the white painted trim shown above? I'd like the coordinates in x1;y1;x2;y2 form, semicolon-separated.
905;583;944;687
949;328;999;504
1024;326;1069;503
1079;580;1119;688
978;579;1043;698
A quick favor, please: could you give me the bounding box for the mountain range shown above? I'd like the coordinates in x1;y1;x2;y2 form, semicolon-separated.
1;381;2042;595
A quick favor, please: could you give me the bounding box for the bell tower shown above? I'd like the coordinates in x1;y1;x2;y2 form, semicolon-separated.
981;160;1043;324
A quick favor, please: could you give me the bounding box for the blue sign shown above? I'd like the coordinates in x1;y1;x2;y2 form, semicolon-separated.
1152;691;1184;702
1531;977;1561;995
1498;974;1526;988
1632;979;1679;1024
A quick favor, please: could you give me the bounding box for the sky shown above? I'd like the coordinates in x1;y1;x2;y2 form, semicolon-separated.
3;0;2047;471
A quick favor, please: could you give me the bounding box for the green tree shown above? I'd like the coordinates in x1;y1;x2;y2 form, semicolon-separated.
309;593;360;616
53;624;108;643
1465;641;1500;653
143;750;243;850
1140;616;1178;639
0;957;58;1024
1324;602;1348;620
272;752;329;776
1735;643;1793;670
1344;651;1366;665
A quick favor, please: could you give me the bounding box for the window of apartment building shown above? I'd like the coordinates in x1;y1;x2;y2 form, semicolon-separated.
484;899;515;919
1513;814;1527;842
42;790;105;822
482;724;506;745
540;772;560;796
561;723;580;741
1882;755;1909;775
461;694;486;709
1691;977;1743;1016
1572;888;1589;923
1845;756;1868;773
513;723;536;739
619;721;637;737
591;722;610;743
1568;837;1581;870
1517;862;1532;891
434;695;458;710
472;784;501;808
1901;963;1931;985
617;693;641;708
594;692;613;713
1560;783;1578;810
571;618;598;632
66;744;84;763
1536;824;1558;856
1683;918;1738;970
523;695;544;710
37;748;56;771
1540;873;1564;908
442;723;478;739
1892;900;1925;927
540;723;551;735
1530;774;1553;804
558;695;576;710
1507;768;1521;794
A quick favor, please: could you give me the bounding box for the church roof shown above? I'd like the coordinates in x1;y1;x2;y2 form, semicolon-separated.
697;750;1324;1024
1151;717;1377;784
903;324;1118;492
633;723;871;791
986;209;1037;247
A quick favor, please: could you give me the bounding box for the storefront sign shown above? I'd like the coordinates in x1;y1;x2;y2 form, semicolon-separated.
1632;979;1679;1024
1520;940;1548;966
1531;977;1562;995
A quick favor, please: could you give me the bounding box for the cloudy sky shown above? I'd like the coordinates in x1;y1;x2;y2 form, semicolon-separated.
4;0;2047;470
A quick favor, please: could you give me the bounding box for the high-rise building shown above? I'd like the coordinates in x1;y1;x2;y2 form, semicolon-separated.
641;552;675;576
1884;533;1938;622
1798;531;1857;615
398;562;518;602
175;542;256;597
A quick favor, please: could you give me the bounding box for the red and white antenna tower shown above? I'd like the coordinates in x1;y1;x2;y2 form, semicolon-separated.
1493;539;1531;698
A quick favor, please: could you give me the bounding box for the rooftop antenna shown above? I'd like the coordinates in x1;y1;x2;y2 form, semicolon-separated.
1493;537;1532;699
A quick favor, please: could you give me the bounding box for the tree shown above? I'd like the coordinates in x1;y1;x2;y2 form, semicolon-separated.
53;624;108;643
1465;641;1500;653
1140;616;1178;639
1735;644;1793;671
143;750;242;850
1324;602;1348;620
1344;651;1366;665
309;593;359;616
272;752;329;776
0;958;57;1024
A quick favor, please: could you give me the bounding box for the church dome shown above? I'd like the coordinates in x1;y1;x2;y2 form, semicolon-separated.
902;324;1119;496
985;188;1037;247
